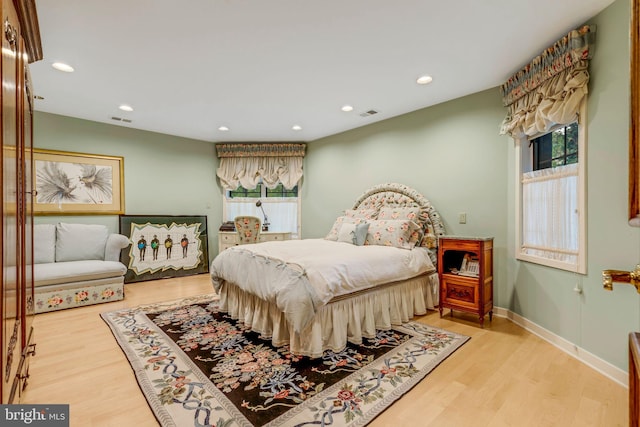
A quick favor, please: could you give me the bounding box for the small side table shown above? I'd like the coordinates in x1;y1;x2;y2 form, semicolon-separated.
438;236;494;327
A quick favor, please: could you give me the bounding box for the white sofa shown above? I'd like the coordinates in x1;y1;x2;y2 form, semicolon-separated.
34;223;130;313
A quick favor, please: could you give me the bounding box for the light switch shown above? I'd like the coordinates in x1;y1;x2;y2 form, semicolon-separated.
459;213;467;224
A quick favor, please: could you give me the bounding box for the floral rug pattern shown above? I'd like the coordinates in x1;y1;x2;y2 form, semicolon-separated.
101;295;469;427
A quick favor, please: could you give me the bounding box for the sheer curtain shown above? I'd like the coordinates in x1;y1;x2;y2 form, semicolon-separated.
521;163;578;264
225;199;298;237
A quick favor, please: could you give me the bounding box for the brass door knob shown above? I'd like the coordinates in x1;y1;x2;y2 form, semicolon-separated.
602;265;640;293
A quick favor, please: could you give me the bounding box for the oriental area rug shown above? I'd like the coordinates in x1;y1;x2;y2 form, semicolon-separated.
101;294;469;427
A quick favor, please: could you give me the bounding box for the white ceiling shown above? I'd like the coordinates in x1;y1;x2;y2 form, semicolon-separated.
31;0;616;143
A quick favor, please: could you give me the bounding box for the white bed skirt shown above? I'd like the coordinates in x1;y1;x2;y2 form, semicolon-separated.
218;272;439;358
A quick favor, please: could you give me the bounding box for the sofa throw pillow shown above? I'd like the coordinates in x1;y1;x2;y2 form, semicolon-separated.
364;219;422;249
55;223;110;262
34;224;56;264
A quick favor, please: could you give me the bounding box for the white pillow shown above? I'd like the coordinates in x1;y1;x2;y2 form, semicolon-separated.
337;223;357;244
55;223;109;262
34;224;56;264
336;222;371;246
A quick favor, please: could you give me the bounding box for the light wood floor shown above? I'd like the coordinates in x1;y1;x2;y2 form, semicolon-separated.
21;274;627;426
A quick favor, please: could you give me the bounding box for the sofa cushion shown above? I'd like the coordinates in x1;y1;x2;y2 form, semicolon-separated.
34;224;56;264
55;223;109;262
34;260;127;287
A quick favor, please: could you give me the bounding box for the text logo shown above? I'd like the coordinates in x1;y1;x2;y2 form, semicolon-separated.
0;405;69;426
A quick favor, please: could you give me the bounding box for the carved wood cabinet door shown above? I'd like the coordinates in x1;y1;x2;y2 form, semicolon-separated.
0;0;40;403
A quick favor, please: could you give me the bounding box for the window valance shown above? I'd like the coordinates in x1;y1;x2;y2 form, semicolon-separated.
499;25;596;138
216;143;306;158
216;143;305;190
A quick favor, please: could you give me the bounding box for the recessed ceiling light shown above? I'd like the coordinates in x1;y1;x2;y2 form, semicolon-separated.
119;104;133;112
218;126;229;131
341;105;354;112
292;125;302;131
51;62;74;73
416;75;433;85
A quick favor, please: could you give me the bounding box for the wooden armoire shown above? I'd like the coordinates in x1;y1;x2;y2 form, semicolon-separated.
0;0;41;403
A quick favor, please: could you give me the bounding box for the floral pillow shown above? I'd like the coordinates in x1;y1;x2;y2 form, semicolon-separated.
325;216;366;241
378;206;437;249
344;208;378;220
364;219;422;249
378;206;420;223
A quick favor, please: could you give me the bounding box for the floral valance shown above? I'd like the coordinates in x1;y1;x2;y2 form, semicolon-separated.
216;143;306;158
499;25;596;138
216;143;305;190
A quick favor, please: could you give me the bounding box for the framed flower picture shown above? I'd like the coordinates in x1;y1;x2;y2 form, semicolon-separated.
33;149;124;215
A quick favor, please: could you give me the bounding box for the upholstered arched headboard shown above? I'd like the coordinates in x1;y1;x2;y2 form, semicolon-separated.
352;182;446;264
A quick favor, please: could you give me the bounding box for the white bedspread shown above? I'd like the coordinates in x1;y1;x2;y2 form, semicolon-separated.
210;239;435;333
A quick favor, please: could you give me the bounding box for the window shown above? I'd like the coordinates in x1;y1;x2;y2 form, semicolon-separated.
228;183;298;199
266;183;298;198
228;185;262;198
532;123;578;170
223;181;300;238
516;106;586;274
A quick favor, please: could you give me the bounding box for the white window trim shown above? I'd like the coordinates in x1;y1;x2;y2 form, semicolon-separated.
514;102;587;274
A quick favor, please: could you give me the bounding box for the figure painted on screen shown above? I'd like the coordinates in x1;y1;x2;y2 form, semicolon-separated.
150;235;159;260
181;234;189;258
164;234;173;259
137;235;147;261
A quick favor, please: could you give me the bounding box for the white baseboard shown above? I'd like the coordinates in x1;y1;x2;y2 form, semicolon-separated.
493;306;628;388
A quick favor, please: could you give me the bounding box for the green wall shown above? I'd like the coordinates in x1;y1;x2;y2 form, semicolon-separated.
584;0;640;370
504;0;638;372
302;88;509;304
32;0;635;373
33;112;222;255
302;0;635;373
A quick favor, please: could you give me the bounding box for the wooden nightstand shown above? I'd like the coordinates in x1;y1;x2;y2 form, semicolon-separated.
218;231;292;253
438;236;494;327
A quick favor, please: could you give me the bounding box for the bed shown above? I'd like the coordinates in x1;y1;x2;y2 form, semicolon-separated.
210;183;446;357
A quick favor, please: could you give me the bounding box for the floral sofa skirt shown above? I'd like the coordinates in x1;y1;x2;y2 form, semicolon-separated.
35;276;125;313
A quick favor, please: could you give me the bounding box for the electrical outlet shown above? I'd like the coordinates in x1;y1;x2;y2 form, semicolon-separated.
459;213;467;224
